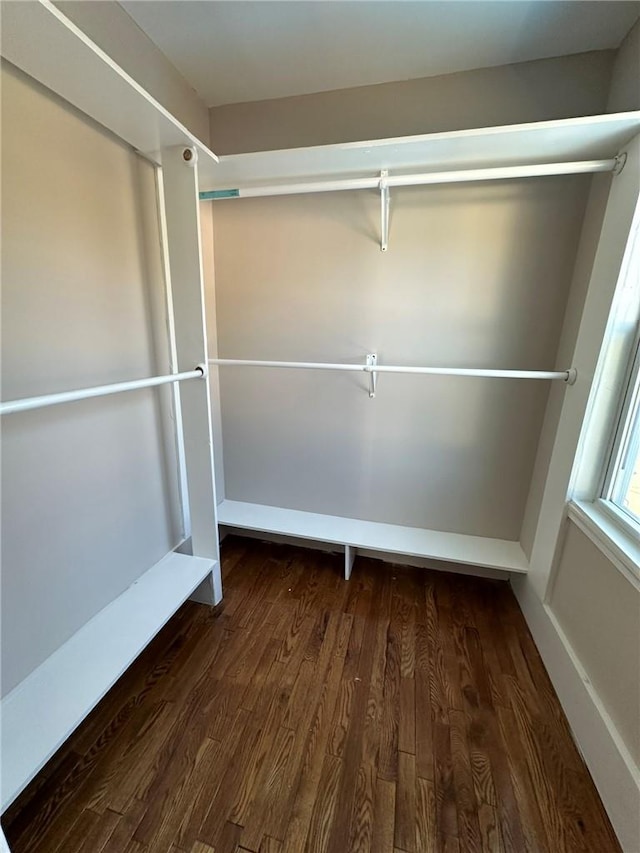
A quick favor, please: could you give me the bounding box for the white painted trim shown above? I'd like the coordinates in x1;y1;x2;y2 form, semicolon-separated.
513;577;640;852
160;147;222;605
568;500;640;590
0;552;217;812
527;133;640;600
217;500;528;573
155;167;191;540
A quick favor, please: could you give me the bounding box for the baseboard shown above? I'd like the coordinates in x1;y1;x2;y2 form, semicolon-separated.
512;576;640;852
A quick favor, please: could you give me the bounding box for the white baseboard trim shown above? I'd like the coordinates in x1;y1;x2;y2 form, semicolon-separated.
513;577;640;852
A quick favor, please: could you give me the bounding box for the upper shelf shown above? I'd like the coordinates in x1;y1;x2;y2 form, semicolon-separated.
203;112;640;192
2;1;639;198
0;0;219;183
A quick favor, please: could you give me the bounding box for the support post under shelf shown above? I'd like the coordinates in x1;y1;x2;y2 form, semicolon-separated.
345;544;356;580
160;145;222;604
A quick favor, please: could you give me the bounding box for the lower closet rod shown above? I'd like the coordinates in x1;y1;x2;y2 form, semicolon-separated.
0;366;206;415
209;358;576;383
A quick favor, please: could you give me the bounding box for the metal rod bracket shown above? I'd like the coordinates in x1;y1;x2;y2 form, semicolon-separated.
366;353;377;397
565;368;578;385
195;363;208;378
613;152;627;175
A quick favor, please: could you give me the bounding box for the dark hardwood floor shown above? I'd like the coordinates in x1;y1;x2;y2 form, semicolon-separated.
3;536;620;853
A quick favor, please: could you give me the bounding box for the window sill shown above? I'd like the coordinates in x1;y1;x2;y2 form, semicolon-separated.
568;499;640;589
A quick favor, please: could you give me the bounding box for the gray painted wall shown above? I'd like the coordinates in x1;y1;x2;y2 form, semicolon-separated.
210;50;613;153
213;178;588;537
607;16;640;114
0;63;179;695
209;51;614;538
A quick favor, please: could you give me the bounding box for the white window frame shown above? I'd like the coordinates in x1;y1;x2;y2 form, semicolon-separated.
569;200;640;585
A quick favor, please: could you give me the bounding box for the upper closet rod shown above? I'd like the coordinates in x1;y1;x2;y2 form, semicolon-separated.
209;358;577;384
0;366;206;415
200;158;617;201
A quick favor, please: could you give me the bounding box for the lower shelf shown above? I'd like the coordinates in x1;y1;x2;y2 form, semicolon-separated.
0;551;217;812
217;500;529;575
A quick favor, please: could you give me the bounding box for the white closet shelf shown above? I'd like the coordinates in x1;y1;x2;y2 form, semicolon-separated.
0;0;218;182
202;112;640;192
217;500;529;575
0;551;217;812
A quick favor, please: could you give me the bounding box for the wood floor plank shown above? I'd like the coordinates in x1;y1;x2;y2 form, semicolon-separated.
378;615;401;781
6;538;621;853
254;613;346;846
94;802;146;853
176;709;250;852
371;778;396;853
325;570;383;853
304;754;343;853
432;719;458;848
346;762;376;853
414;622;434;783
280;614;353;853
416;776;436;853
398;677;416;755
258;836;284;853
394;751;416;852
191;843;215;853
449;709;482;852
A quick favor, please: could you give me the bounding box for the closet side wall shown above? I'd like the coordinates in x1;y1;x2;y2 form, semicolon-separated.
1;63;175;696
515;30;640;849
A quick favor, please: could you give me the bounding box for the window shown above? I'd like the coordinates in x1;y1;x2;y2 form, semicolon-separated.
600;222;640;537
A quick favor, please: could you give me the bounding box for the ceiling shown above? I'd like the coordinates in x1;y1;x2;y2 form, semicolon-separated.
120;1;640;108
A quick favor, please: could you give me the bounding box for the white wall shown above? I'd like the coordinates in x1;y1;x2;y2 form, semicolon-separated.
0;62;179;696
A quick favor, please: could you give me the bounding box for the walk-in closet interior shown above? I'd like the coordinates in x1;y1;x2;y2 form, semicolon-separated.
1;2;639;851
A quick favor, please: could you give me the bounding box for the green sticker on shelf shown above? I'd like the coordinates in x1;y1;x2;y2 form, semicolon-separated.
199;189;240;200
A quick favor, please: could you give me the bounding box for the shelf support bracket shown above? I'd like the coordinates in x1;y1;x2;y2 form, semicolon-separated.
366;353;377;398
380;170;390;252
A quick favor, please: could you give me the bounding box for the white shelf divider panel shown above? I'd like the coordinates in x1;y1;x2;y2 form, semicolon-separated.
0;551;217;812
0;0;219;183
217;500;529;574
203;112;640;191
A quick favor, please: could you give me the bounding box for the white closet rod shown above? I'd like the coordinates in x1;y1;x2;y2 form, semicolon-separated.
0;366;206;415
209;358;576;383
201;158;616;200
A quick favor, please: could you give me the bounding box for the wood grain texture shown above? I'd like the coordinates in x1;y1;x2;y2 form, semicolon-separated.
4;537;621;853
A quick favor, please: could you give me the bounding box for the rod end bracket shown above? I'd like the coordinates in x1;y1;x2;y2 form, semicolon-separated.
366;353;377;397
565;368;578;385
613;152;627;176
